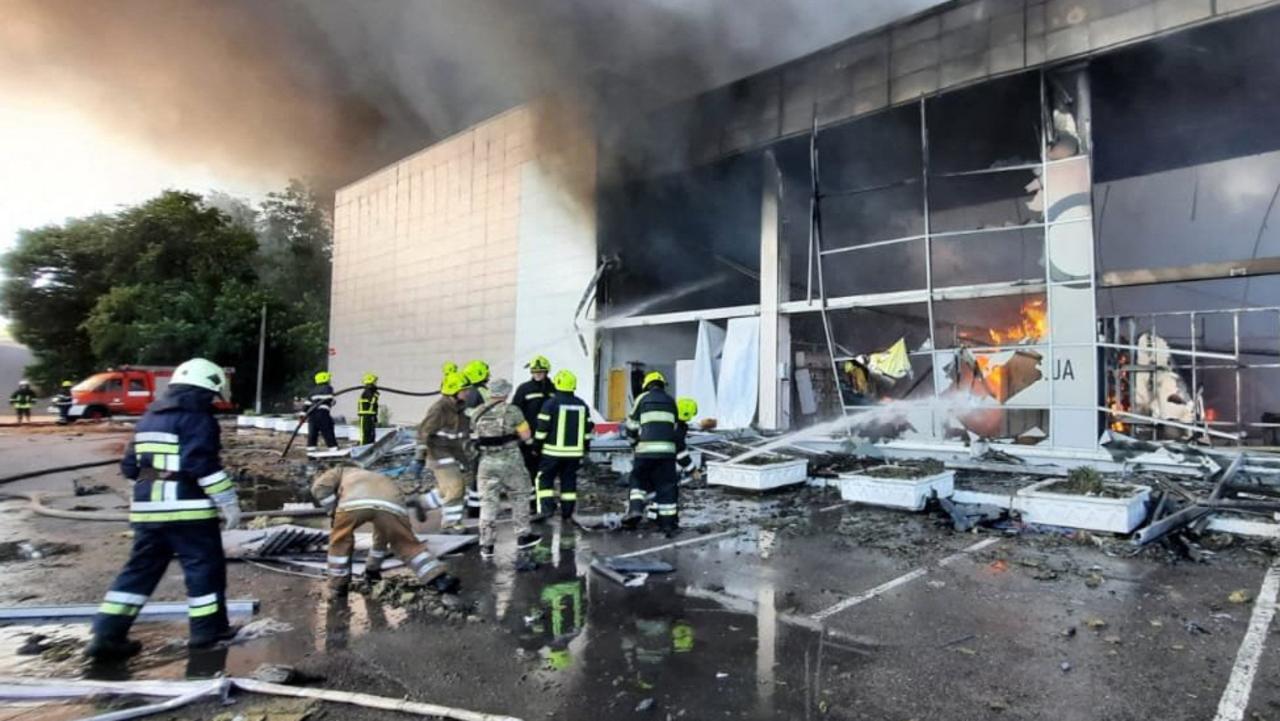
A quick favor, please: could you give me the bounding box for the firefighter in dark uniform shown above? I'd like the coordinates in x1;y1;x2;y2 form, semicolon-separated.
622;372;683;534
357;372;380;446
9;380;35;424
306;371;338;452
532;370;593;522
87;358;242;660
53;380;75;425
513;356;554;481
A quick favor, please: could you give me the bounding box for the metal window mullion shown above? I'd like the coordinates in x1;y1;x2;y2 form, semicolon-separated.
920;99;938;417
1039;68;1056;431
809;112;846;426
819;234;926;256
1190;312;1200;438
1234;311;1242;445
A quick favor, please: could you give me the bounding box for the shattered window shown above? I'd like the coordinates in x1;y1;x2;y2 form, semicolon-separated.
931;228;1044;288
821;240;927;297
823;303;932;358
928;169;1043;235
818;104;922;192
822;185;925;249
926;72;1041;175
931;292;1049;350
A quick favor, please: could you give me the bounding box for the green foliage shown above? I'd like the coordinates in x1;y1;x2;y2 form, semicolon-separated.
1;184;332;409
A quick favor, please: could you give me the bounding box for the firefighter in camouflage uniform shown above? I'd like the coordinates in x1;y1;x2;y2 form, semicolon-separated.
471;378;542;560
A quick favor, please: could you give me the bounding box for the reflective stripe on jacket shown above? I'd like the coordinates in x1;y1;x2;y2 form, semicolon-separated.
121;386;230;523
307;383;335;414
357;387;380;416
534;391;593;459
513;377;554;426
311;467;409;516
626;387;679;458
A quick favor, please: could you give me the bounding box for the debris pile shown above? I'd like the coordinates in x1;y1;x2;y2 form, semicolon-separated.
362;576;483;623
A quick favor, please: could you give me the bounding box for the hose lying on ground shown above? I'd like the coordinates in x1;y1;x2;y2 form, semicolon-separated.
280;384;441;459
0;675;524;721
0;459;119;487
0;489;326;523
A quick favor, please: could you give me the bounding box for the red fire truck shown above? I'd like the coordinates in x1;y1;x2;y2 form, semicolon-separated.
68;365;235;420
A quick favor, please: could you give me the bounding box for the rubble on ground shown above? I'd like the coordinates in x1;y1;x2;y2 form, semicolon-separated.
361;576;482;623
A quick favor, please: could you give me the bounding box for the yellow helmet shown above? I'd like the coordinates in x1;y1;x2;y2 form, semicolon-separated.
442;361;458;375
440;372;468;396
676;397;698;422
362;372;378;385
552;369;577;392
642;371;666;389
526;355;552;372
462;360;490;385
60;380;74;388
314;371;332;384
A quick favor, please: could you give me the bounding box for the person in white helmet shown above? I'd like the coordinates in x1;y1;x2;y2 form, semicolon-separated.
87;358;242;660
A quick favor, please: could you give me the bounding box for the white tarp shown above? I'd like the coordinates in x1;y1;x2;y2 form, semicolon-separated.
715;317;759;429
691;320;726;422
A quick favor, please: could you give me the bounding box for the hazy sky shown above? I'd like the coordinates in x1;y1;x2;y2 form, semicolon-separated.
0;0;944;259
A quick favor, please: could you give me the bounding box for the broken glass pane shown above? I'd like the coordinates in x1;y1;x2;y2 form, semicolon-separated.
931;227;1045;288
821;240;927;296
927;72;1041;175
931;292;1049;349
821;184;925;249
928;168;1043;234
823;302;932;357
818;103;922;192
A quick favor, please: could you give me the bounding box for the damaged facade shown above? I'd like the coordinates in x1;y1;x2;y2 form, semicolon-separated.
330;0;1280;454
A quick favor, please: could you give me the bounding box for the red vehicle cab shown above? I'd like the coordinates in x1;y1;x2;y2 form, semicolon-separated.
69;365;235;420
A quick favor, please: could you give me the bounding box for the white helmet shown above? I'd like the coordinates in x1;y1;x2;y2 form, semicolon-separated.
18;379;30;387
172;358;229;398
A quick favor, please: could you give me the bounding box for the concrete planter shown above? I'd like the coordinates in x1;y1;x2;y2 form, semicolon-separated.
706;458;809;491
837;469;956;511
252;416;274;430
235;415;254;428
1013;478;1151;534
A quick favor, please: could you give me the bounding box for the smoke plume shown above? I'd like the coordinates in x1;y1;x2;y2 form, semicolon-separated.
1;0;938;194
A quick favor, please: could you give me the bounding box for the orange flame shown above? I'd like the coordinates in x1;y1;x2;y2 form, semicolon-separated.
975;355;1007;402
988;299;1048;346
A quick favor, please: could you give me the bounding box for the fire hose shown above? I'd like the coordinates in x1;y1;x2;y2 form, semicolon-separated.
279;384;441;459
0;457;325;523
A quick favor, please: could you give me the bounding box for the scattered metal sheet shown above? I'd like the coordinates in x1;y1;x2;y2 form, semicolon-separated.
0;600;259;622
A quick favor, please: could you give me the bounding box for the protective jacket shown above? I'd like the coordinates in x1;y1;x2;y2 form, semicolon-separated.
357;386;380;417
512;377;554;426
121;386;234;524
535;391;593;459
306;383;335;415
9;387;35;410
625;386;679;459
463;383;491;418
472;399;529;458
311;467;412;517
53;392;73;410
416;396;469;465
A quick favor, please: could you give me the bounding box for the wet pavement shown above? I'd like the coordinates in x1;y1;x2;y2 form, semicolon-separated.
2;429;1280;720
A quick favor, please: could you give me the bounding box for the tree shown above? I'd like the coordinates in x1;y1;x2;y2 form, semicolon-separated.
1;182;335;408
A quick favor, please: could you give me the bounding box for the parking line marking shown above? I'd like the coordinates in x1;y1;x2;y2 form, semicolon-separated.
810;538;1000;621
615;529;740;559
1214;560;1280;721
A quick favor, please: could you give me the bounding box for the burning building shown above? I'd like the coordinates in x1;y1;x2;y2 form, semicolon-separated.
329;0;1280;454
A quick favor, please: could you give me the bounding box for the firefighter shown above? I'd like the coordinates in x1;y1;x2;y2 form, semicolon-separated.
513;356;554;482
532;370;593;522
442;361;458;376
357;373;380;446
53;380;74;425
9;380;35;424
311;464;460;593
622;372;682;534
472;378;541;560
87;358;242;660
305;371;338;452
461;359;491;519
408;372;471;533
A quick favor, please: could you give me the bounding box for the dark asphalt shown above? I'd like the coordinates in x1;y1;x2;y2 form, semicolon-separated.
0;428;1277;721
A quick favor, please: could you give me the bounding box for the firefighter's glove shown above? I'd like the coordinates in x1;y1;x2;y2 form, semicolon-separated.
407;459;425;480
210;490;243;530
